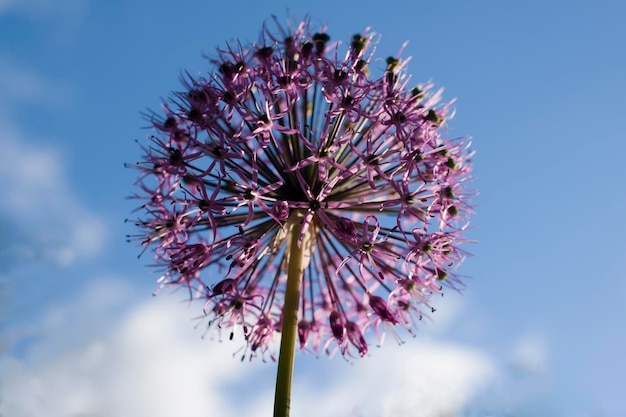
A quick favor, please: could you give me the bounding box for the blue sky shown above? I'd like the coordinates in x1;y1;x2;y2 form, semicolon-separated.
1;0;625;416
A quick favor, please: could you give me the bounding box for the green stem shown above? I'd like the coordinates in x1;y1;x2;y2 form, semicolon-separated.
273;212;307;417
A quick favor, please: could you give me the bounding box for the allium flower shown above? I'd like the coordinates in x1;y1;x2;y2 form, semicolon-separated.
128;17;473;361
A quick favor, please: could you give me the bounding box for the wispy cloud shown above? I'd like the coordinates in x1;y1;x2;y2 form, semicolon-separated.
0;55;74;119
0;128;106;267
0;59;49;104
0;0;87;22
510;334;548;374
292;342;494;417
0;280;495;417
0;59;105;267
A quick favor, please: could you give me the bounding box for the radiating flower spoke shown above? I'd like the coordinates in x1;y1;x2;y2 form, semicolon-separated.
129;17;474;361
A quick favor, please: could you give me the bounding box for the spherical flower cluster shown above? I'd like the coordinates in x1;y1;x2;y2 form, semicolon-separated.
128;18;474;360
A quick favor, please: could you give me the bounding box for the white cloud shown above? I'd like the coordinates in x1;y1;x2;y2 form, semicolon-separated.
0;57;105;267
0;280;496;417
0;54;76;122
291;341;494;417
0;129;106;266
1;283;264;417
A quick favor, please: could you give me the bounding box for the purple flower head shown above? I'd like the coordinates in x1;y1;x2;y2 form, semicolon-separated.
128;17;474;360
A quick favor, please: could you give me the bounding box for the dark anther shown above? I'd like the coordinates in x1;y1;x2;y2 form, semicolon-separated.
355;59;368;72
212;145;224;157
243;189;255;200
425;109;442;123
444;186;454;199
385;71;398;85
198;199;210;211
173;130;188;142
219;61;244;77
222;91;235;104
219;62;235;78
342;95;353;106
351;34;367;54
444;157;456;169
188;89;207;105
392;112;407;123
313;32;330;43
386;56;400;72
163;117;177;130
411;87;424;98
436;269;448;281
313;32;330;54
187;108;202;123
366;154;379;166
334;69;347;82
301;42;314;56
168;148;183;165
286;60;298;72
255;46;274;59
447;206;458;216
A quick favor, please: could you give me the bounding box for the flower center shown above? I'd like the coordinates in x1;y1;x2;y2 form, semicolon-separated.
244;189;257;200
309;199;321;211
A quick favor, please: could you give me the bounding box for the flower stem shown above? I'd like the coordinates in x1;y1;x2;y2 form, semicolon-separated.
273;212;307;417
